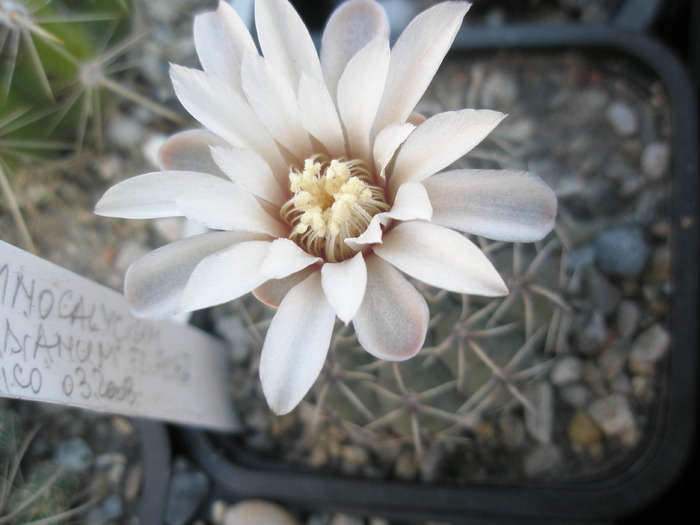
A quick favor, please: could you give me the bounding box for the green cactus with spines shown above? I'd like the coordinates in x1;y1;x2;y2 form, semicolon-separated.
5;459;81;524
290;236;567;465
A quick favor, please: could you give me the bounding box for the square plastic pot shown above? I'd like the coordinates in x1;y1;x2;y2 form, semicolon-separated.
180;22;698;525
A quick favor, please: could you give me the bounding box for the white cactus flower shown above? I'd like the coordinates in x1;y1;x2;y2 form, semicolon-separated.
96;0;557;415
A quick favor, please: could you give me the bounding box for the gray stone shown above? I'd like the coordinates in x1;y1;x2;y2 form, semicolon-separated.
55;437;93;472
606;101;638;136
587;394;637;440
480;71;519;111
594;227;651;277
630;323;670;371
221;500;299;525
550;356;583;386
523;444;563;477
641;141;671;181
617;300;641;339
85;494;123;525
165;457;209;525
559;383;591;408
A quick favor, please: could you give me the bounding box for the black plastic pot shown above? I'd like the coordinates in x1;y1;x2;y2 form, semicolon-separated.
180;21;698;525
134;419;171;524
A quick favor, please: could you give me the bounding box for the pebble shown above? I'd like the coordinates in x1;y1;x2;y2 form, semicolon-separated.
574;311;607;354
585;267;620;314
153;217;184;243
559;383;591;408
480;70;519;110
629;323;670;372
55;437;93;472
567;410;602;446
85;494;123;525
550;356;583;386
594;227;651;277
640;141;671;181
606;101;638;136
523;444;563;477
598;344;628;382
330;513;365;525
217;500;299;525
165;457;210;525
586;394;638;444
617;300;641;339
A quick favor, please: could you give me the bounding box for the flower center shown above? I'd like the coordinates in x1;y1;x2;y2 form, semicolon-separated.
281;154;390;263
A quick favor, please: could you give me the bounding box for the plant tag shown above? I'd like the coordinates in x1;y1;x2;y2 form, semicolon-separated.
0;240;239;431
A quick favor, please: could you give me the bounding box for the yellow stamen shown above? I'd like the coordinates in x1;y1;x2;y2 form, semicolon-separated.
281;155;389;262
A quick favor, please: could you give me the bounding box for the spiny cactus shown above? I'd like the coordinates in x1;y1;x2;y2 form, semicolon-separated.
219;228;570;475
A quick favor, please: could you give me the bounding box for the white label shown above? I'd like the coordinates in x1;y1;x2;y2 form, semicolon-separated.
0;240;239;431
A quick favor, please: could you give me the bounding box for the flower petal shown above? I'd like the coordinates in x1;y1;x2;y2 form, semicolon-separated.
170;65;287;174
353;255;428;361
321;0;389;100
95;171;287;237
336;37;390;160
345;181;432;250
372;1;470;133
260;271;335;414
158;129;228;175
373;122;414;179
424;169;558;242
297;72;346;157
210;145;286;205
180;240;273;312
255;0;323;91
240;52;312;159
253;267;316;308
260;238;321;278
388;109;505;198
321;252;367;324
125;231;266;319
374;221;508;296
193;1;256;93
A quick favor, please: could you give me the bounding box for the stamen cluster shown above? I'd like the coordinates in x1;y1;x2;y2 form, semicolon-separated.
281;154;389;262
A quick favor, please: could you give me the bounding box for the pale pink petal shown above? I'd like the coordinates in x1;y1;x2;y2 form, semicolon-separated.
321;0;389;100
321;252;367;324
125;231;267;319
210;145;286;205
407;111;426;126
193;1;256;93
180;240;272;311
261;238;321;278
241;52;312;159
297;72;346;157
373;122;414;179
372;1;470;133
385;182;432;221
374;221;508;296
388;109;505;198
336;37;390;160
260;272;335;415
170;65;287;174
353;255;428;360
95;171;287;237
253;267;315;307
423;169;558;242
345;182;431;250
255;0;323;92
158;129;228;175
